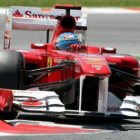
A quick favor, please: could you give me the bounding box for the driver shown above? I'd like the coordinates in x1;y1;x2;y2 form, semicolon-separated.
55;32;82;50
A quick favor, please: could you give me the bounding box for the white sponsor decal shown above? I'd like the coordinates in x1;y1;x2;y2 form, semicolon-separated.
54;58;62;63
12;90;33;94
75;67;80;73
92;65;102;70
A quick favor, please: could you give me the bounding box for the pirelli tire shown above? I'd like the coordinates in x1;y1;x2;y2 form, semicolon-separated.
0;50;25;120
0;50;25;89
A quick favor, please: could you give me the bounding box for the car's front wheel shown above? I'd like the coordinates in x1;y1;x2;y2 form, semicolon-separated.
0;50;25;119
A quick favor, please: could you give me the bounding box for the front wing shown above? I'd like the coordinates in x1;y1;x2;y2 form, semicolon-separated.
0;88;140;119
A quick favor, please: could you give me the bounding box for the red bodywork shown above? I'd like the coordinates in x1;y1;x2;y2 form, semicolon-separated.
23;44;139;95
0;89;13;111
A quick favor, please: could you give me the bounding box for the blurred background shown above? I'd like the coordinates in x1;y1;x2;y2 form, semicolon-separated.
0;0;139;7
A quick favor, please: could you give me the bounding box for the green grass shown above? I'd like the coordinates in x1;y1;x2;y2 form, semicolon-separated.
0;0;140;8
134;56;140;60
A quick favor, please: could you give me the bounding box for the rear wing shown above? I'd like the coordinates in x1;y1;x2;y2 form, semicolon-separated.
4;5;87;49
8;5;87;31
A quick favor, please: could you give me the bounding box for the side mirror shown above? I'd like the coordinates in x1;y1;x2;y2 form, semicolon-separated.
31;43;47;49
101;47;116;54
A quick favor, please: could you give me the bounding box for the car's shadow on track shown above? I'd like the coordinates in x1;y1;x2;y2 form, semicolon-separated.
6;113;140;132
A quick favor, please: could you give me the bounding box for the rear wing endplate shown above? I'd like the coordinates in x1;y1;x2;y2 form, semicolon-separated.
4;9;12;49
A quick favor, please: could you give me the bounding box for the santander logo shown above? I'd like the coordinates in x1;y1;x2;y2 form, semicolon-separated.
13;9;80;20
13;10;23;17
13;10;47;19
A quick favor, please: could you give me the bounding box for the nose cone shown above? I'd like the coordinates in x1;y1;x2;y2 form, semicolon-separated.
80;54;111;77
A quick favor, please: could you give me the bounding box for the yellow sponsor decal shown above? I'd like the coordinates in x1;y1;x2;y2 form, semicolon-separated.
47;57;52;75
12;90;17;94
47;57;52;67
85;58;103;61
87;62;106;65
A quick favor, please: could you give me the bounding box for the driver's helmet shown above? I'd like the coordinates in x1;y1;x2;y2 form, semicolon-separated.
55;32;81;50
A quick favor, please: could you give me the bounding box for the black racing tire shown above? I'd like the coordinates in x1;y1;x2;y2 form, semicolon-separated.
0;50;25;89
0;50;25;119
0;107;20;120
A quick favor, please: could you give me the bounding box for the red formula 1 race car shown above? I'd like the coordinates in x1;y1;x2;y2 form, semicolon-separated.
1;4;140;120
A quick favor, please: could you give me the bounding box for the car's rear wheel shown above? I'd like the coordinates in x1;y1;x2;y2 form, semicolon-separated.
0;50;25;119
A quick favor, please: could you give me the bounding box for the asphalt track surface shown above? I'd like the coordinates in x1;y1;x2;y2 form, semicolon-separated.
0;14;140;139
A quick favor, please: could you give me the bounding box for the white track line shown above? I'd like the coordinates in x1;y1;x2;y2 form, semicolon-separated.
7;119;101;129
82;7;140;14
0;8;7;15
0;132;13;136
0;7;140;15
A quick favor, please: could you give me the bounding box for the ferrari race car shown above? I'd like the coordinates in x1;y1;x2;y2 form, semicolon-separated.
1;4;140;120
